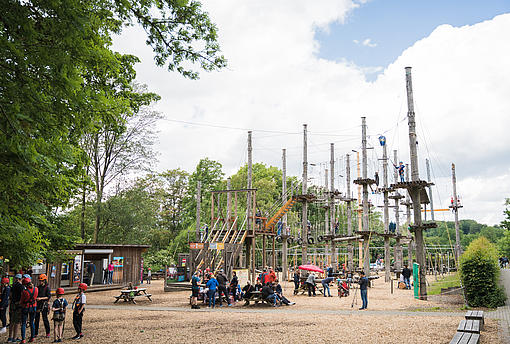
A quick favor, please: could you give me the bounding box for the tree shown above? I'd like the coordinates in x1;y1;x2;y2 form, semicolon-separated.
498;231;510;257
502;198;510;231
0;0;226;265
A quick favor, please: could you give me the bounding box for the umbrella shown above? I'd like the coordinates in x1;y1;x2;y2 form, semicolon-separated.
298;264;324;273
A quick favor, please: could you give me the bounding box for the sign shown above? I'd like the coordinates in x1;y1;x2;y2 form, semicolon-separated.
233;269;249;285
378;135;386;146
112;257;124;267
73;254;82;283
189;243;204;250
140;258;144;283
50;265;56;278
181;257;187;267
209;243;224;250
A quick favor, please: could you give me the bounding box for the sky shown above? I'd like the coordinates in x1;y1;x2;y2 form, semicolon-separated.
113;0;510;226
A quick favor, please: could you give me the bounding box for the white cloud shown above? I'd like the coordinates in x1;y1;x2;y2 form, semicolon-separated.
113;3;510;226
362;38;377;47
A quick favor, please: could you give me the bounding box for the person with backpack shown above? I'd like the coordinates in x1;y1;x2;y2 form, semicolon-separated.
51;288;68;343
35;274;51;338
0;277;10;334
71;283;87;340
8;274;23;343
20;277;38;343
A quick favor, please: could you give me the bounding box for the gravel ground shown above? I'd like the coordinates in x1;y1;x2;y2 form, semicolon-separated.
0;279;500;343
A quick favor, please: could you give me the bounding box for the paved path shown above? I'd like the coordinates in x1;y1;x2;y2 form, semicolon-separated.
87;303;464;317
487;268;510;342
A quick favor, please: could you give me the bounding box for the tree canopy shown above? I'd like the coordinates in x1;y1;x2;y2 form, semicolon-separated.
0;0;225;269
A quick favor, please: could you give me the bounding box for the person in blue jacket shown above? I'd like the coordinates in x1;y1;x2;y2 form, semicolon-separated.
206;274;219;309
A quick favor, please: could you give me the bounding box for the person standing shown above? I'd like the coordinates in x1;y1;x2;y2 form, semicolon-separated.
216;270;231;307
146;268;152;284
107;262;114;285
87;263;95;286
229;271;238;302
293;270;300;295
8;274;23;342
205;274;219;308
402;265;412;290
306;273;316;297
20;277;38;343
71;283;87;340
35;274;51;338
51;288;68;343
358;271;369;310
0;277;10;334
321;277;334;297
190;271;200;309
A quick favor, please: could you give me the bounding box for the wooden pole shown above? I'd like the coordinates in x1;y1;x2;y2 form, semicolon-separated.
346;154;354;270
302;124;308;264
196;181;201;241
247;131;255;282
361;117;370;276
452;163;462;262
382;140;390;282
227;178;231;233
330;143;337;270
405;164;413;266
282;148;288;279
426;159;435;221
394;150;402;273
356;151;362;269
325;168;330;264
405;66;427;300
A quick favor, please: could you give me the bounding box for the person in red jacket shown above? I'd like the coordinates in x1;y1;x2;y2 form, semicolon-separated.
20;277;38;343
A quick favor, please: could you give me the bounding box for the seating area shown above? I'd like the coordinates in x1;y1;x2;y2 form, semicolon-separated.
449;311;484;344
114;288;153;304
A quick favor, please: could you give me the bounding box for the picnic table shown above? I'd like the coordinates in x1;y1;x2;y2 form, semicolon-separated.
114;288;152;304
243;290;272;306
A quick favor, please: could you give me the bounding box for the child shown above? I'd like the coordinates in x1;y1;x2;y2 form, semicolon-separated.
20;277;38;343
51;288;67;343
71;283;87;340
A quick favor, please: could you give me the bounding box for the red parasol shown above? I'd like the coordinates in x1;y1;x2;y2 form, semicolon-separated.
298;264;324;273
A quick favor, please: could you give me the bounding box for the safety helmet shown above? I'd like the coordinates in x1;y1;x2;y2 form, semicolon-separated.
15;274;22;279
78;282;88;291
1;277;9;284
23;274;30;279
56;288;65;295
39;274;48;281
22;277;31;285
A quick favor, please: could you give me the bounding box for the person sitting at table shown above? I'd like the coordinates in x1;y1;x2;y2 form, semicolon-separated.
274;280;295;306
241;281;254;301
261;284;280;307
254;277;263;291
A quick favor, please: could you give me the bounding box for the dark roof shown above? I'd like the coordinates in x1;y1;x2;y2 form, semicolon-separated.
75;243;151;249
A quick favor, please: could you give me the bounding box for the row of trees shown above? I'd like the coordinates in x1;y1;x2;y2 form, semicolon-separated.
0;0;226;270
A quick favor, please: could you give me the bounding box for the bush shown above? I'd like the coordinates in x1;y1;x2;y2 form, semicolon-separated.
460;236;506;308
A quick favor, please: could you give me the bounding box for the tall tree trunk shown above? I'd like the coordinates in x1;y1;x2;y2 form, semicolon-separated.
80;185;86;240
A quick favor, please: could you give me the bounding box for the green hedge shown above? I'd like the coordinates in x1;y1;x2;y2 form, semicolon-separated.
460;236;506;308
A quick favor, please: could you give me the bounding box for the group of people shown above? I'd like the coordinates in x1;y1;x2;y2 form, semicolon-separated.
499;257;509;268
190;268;239;309
190;266;296;309
0;273;87;343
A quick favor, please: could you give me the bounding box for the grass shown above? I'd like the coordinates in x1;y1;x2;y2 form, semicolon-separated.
427;273;461;295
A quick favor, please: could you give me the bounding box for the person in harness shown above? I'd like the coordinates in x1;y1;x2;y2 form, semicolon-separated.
20;277;38;343
71;283;87;340
394;162;405;182
51;288;68;343
35;274;51;338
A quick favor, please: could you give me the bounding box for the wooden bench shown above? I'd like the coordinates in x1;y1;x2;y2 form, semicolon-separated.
449;331;480;344
114;288;153;304
465;311;484;330
457;319;481;334
243;291;272;306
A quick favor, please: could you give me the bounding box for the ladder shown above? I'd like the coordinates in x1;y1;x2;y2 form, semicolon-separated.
264;197;297;230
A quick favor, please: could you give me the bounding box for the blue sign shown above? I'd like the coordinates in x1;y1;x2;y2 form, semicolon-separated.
378;135;386;146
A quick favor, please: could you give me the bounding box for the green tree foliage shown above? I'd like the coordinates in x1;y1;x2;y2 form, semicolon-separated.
502;198;510;231
0;0;225;266
459;237;506;308
498;231;510;257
